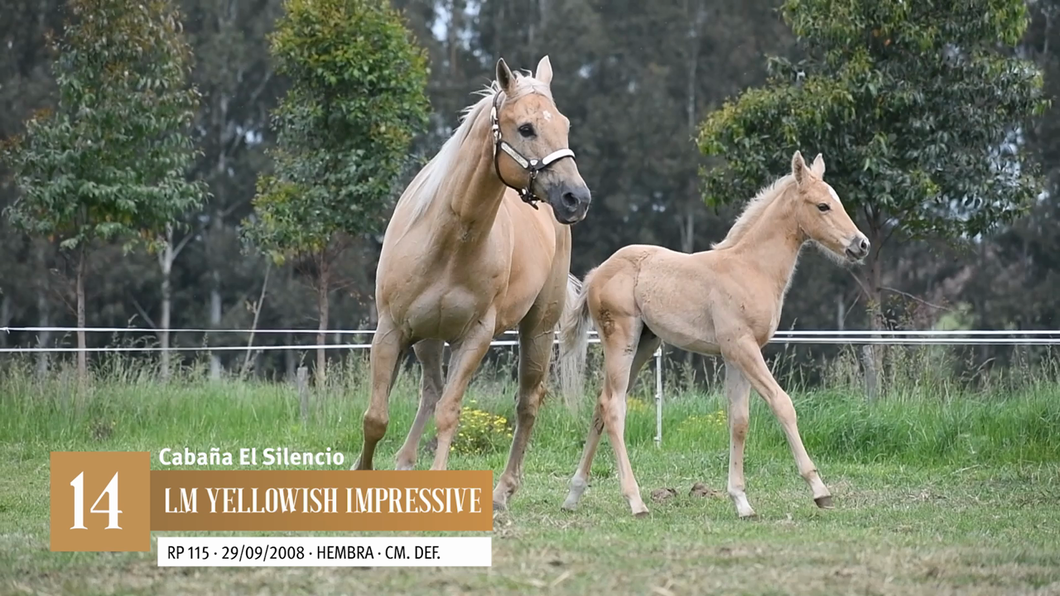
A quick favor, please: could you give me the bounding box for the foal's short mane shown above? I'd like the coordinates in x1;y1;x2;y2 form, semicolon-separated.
398;70;554;224
711;173;796;250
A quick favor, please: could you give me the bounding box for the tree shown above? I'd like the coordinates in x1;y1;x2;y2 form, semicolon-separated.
1;0;208;378
243;0;430;386
696;0;1048;396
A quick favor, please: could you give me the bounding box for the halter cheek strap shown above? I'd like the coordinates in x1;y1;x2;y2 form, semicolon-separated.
490;91;577;209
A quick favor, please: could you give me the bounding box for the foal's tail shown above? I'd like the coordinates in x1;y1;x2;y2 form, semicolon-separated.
555;269;596;405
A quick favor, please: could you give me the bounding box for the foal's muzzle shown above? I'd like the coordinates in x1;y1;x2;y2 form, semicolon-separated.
845;235;870;262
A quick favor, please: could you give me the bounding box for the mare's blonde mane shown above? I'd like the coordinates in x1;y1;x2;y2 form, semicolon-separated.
711;174;797;250
397;71;554;224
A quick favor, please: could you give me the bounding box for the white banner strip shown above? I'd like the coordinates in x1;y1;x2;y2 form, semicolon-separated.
156;536;491;567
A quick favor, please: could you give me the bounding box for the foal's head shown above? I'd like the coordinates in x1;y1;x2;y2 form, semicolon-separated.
789;151;870;263
492;56;591;224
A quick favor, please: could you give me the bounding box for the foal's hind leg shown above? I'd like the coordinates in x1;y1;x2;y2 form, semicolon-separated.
562;332;660;512
353;315;410;471
394;339;445;470
723;337;833;510
593;317;652;517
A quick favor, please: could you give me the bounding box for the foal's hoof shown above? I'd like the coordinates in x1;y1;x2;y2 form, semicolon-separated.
814;495;834;509
633;509;650;519
738;511;757;520
492;500;508;512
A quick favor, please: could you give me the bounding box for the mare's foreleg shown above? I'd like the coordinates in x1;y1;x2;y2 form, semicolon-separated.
394;339;445;470
492;323;554;510
353;316;409;470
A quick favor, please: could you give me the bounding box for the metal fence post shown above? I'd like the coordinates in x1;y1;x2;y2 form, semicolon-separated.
654;346;663;448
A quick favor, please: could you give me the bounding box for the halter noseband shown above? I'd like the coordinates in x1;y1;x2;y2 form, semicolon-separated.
490;91;577;209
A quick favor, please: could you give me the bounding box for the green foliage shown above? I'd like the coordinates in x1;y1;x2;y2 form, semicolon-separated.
0;0;207;252
243;0;430;261
697;0;1049;243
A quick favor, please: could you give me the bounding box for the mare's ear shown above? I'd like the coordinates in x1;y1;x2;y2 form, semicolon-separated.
792;150;808;185
535;55;554;85
810;153;825;177
496;58;515;94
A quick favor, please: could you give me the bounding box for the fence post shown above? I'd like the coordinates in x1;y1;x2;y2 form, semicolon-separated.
297;366;309;423
654;346;663;448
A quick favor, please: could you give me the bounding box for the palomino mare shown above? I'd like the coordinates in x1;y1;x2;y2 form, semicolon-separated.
353;56;592;511
556;151;869;518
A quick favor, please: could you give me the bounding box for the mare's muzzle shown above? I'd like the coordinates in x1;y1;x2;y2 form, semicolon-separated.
548;182;591;224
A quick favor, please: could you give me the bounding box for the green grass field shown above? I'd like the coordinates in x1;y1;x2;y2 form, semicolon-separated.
2;354;1060;595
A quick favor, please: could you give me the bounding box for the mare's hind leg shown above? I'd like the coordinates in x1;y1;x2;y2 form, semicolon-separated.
353;315;410;470
493;319;554;510
394;339;445;470
429;314;497;471
562;331;660;512
723;360;756;518
723;336;832;510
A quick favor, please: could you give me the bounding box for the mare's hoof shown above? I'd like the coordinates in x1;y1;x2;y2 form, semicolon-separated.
492;500;508;512
738;512;757;520
814;495;834;509
633;508;650;519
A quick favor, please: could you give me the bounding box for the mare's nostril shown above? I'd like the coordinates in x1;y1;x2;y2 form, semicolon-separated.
562;192;578;209
859;238;870;252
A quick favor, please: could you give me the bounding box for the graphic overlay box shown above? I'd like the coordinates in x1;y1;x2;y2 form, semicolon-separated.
151;470;493;532
50;451;152;552
49;452;493;559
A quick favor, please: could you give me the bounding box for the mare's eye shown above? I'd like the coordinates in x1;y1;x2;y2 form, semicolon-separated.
817;203;830;212
518;124;535;137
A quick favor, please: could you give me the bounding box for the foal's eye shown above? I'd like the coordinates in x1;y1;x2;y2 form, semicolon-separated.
817;203;831;212
518;124;535;137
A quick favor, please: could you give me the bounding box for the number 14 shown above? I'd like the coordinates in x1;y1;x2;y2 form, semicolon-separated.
69;472;122;530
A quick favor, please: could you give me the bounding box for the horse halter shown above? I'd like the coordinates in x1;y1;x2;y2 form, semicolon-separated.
490;91;577;209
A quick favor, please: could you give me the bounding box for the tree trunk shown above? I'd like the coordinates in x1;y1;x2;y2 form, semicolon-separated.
861;232;885;400
76;245;87;379
36;282;50;377
160;224;174;381
0;294;10;348
285;332;296;382
316;258;330;388
209;277;222;380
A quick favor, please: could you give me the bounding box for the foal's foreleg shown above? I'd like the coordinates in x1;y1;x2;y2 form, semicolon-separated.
562;334;660;512
723;361;756;518
725;338;833;510
394;339;445;470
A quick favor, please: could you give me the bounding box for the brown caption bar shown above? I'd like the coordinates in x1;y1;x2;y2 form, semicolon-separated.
150;470;493;532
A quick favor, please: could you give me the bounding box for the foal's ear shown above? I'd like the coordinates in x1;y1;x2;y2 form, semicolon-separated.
810;153;826;177
496;58;515;94
792;150;808;185
535;55;554;85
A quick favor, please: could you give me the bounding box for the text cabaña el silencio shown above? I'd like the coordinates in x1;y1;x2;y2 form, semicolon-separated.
157;448;345;467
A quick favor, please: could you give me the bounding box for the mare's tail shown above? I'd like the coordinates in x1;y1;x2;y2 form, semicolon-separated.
555;269;597;405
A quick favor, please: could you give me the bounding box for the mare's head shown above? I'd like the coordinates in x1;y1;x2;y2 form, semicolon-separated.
492;56;591;224
789;151;870;263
